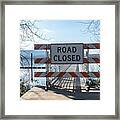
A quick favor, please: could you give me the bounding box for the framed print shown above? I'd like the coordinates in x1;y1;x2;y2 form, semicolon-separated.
0;0;119;119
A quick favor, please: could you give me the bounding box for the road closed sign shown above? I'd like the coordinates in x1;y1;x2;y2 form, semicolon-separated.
51;43;83;64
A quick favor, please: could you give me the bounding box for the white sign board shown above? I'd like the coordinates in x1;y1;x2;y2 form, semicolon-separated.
51;43;83;64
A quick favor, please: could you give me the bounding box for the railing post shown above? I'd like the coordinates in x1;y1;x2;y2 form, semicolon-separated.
76;64;81;93
45;45;49;91
86;49;90;91
31;53;33;83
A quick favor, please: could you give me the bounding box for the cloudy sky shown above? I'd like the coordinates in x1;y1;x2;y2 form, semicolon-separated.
20;20;100;50
32;20;100;43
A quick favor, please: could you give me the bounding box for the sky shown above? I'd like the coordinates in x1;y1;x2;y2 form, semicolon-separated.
32;20;100;43
20;20;100;50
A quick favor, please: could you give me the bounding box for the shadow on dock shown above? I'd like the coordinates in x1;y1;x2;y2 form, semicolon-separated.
40;86;100;100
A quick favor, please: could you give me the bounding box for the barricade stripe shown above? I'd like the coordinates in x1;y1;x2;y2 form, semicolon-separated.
34;43;100;50
92;72;100;77
87;57;100;63
34;72;41;77
81;72;89;77
34;72;100;78
92;58;100;63
89;72;95;78
47;59;51;63
52;72;59;77
95;43;100;49
34;44;50;50
46;72;54;77
34;58;51;64
34;44;43;49
34;58;43;63
69;72;78;77
83;43;100;49
83;58;89;63
57;72;65;77
62;73;70;77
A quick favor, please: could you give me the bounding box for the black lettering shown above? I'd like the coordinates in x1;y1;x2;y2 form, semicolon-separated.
67;55;71;61
57;47;61;53
72;47;77;53
67;47;72;53
53;55;57;61
58;55;62;61
62;55;67;61
72;55;76;61
62;47;66;53
76;55;80;61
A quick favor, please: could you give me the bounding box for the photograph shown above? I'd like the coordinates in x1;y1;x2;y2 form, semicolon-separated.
2;1;118;117
20;20;100;100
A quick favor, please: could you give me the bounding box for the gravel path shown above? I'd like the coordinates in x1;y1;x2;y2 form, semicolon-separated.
21;87;70;100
